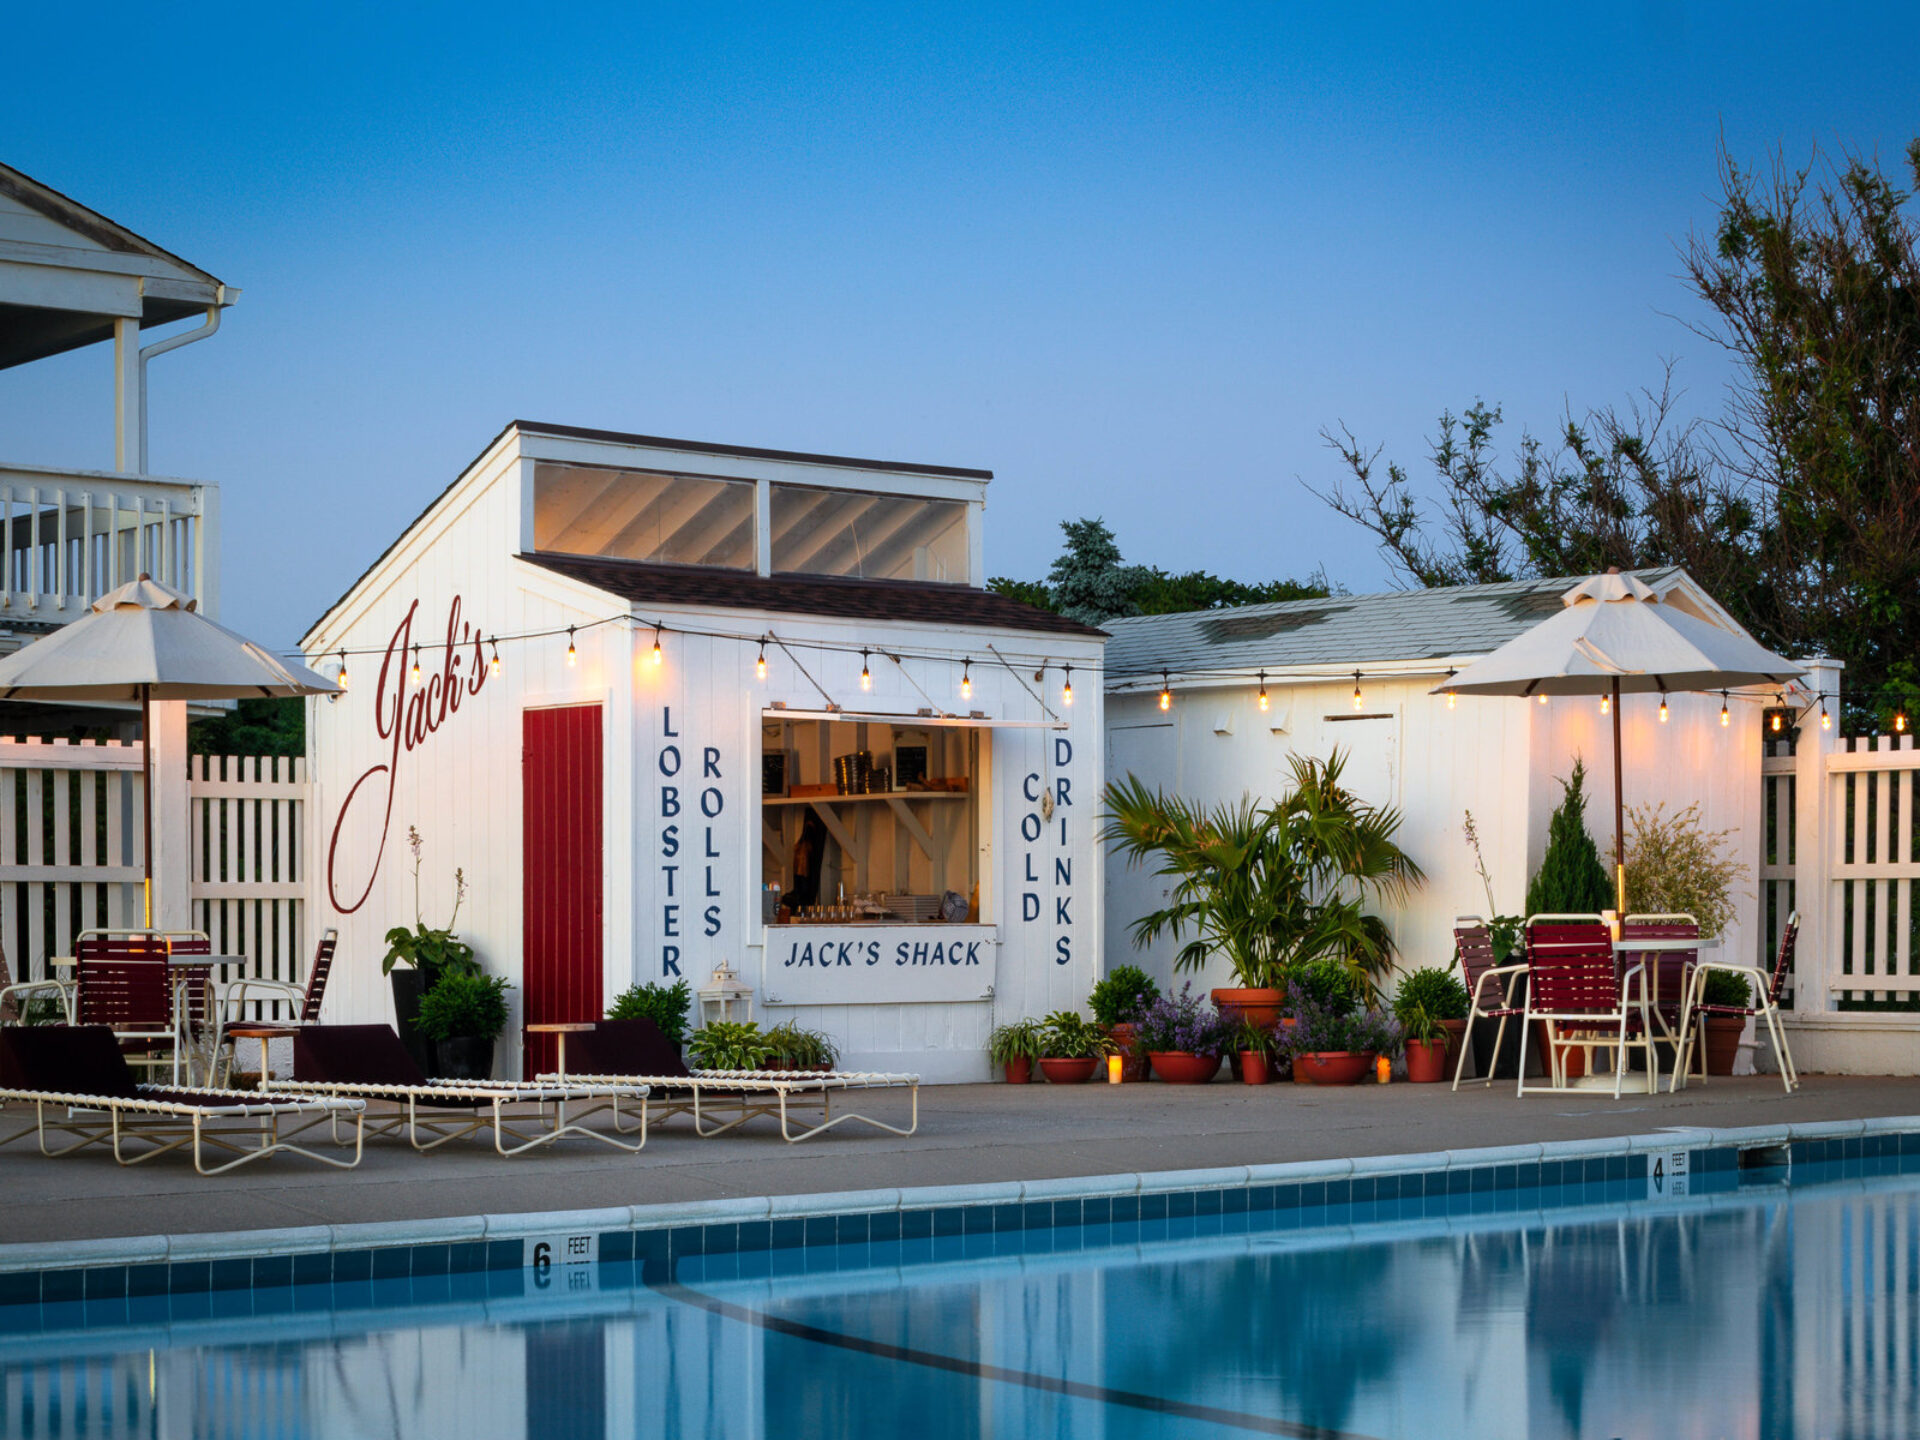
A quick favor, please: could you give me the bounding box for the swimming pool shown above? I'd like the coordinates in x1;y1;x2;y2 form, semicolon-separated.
4;1149;1916;1439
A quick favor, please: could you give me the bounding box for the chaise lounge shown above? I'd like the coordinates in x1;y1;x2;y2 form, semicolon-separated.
543;1017;919;1143
278;1024;651;1155
0;1025;366;1175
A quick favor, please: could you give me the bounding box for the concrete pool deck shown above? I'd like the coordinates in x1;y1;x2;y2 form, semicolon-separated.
6;1073;1920;1249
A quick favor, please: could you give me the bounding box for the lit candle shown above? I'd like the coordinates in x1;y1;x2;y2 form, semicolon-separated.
1375;1054;1391;1084
1107;1053;1124;1084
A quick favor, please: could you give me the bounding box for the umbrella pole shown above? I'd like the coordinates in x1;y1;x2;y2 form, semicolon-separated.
141;683;153;929
1611;675;1625;915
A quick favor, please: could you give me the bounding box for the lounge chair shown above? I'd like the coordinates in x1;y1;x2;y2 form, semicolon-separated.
277;1024;650;1155
1673;910;1801;1093
544;1017;920;1143
0;1025;365;1175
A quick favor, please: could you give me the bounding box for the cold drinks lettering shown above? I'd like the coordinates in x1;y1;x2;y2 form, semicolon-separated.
1019;738;1078;964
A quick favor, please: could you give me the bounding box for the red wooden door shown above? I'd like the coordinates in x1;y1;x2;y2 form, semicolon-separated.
523;704;603;1078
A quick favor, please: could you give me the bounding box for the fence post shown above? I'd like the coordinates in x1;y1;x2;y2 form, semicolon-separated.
1793;657;1843;1008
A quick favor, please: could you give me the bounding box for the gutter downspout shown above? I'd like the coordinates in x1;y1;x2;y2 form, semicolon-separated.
136;284;225;473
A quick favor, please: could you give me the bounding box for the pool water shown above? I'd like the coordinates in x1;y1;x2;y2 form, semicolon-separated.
4;1160;1916;1439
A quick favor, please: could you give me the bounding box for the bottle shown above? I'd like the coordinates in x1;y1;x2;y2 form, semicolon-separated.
1375;1054;1392;1084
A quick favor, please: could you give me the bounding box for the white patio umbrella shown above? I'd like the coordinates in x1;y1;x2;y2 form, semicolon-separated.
1433;570;1803;911
0;574;337;925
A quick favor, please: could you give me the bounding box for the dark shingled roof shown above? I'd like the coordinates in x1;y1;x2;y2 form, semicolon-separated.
518;553;1107;639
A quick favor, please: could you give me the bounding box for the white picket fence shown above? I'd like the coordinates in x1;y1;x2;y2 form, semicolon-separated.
0;737;308;989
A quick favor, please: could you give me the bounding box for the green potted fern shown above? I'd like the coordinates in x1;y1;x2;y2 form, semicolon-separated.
987;1019;1045;1083
1038;1011;1115;1084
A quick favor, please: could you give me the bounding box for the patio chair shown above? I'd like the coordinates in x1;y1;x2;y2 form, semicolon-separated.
72;934;183;1084
1673;911;1800;1093
1451;917;1528;1091
1621;913;1704;1087
547;1017;920;1143
1519;915;1658;1098
277;1024;650;1155
0;1024;365;1175
213;928;339;1085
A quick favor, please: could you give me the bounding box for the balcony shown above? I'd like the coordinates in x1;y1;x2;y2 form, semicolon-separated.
0;463;218;626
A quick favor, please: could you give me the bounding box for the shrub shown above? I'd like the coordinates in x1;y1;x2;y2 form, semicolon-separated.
607;979;692;1045
1133;982;1229;1056
1088;965;1161;1027
1288;958;1362;1018
1393;967;1469;1024
1623;802;1750;939
1040;1011;1116;1059
987;1019;1046;1065
1701;969;1753;1008
1526;759;1614;916
764;1020;838;1069
689;1020;774;1071
415;971;511;1042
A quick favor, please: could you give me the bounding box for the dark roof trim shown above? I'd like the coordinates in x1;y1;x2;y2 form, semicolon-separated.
0;162;223;287
513;420;993;480
517;552;1106;640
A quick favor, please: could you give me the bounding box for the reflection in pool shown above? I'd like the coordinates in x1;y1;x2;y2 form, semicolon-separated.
3;1163;1913;1439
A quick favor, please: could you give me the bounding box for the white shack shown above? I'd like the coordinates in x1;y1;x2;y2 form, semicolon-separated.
1102;570;1820;1003
303;421;1106;1081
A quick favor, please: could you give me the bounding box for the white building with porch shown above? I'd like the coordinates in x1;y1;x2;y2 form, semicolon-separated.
1101;570;1911;1074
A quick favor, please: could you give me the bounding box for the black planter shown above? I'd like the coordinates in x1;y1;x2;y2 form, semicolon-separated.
435;1035;495;1082
389;968;437;1078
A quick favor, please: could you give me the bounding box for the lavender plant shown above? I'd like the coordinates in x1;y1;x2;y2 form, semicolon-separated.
1132;982;1229;1056
1276;997;1402;1058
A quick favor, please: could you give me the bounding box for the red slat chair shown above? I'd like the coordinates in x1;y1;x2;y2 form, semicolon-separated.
1520;915;1658;1098
1620;913;1702;1085
1451;917;1528;1090
1674;911;1800;1093
73;934;180;1083
216;929;340;1085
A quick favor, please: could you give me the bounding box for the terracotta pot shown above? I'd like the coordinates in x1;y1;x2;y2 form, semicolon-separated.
1239;1050;1270;1085
1211;987;1285;1029
1534;1022;1586;1081
1703;1016;1745;1076
1404;1038;1449;1083
1440;1018;1469;1079
1148;1051;1221;1084
1002;1057;1033;1084
1108;1022;1150;1082
1292;1051;1374;1086
1039;1057;1098;1085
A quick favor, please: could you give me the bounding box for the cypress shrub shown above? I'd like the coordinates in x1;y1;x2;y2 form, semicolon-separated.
1525;759;1614;916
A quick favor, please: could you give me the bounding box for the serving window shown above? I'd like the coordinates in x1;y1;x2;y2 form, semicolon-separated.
533;463;756;569
769;485;969;583
760;716;983;924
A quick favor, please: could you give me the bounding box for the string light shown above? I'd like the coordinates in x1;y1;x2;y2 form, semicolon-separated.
650;626;663;666
490;637;501;677
1821;700;1831;732
1352;671;1363;710
1159;671;1173;712
860;650;872;691
1659;692;1669;723
337;650;349;691
960;659;972;701
566;626;577;667
1769;710;1783;733
755;643;767;681
1600;693;1610;716
1258;670;1270;712
410;646;421;683
1443;668;1455;710
1536;693;1549;706
1720;692;1731;728
1062;665;1074;706
1898;711;1910;735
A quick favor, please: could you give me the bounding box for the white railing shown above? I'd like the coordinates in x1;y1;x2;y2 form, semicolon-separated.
0;739;306;991
0;464;218;623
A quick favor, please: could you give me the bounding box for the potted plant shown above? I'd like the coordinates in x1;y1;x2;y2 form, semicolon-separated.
1278;961;1400;1085
1392;966;1470;1081
1088;964;1160;1081
415;969;511;1081
1133;982;1228;1083
381;827;476;1077
606;978;692;1047
1104;751;1424;1030
688;1020;775;1071
1233;1015;1276;1085
987;1019;1045;1083
1037;1011;1115;1084
1698;970;1751;1076
764;1020;839;1072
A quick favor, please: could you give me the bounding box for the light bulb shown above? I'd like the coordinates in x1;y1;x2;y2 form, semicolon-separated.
1659;696;1669;723
1600;694;1610;716
1537;693;1549;706
490;639;501;677
960;660;972;701
756;647;767;681
1446;690;1455;710
1352;672;1363;710
410;646;421;683
338;650;349;691
651;627;662;665
1821;704;1831;732
1159;672;1172;712
566;627;577;667
1257;671;1269;712
1770;711;1782;733
860;650;872;691
1062;665;1073;706
1898;712;1909;735
1721;694;1731;727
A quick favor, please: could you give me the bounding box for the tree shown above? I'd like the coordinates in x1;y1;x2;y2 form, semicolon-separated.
1525;760;1614;917
1046;517;1153;626
189;697;304;758
1311;137;1920;723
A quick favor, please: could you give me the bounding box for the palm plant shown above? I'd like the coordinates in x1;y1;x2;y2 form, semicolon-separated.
1103;749;1424;991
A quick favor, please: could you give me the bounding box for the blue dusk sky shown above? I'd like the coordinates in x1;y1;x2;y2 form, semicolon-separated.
3;2;1917;649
